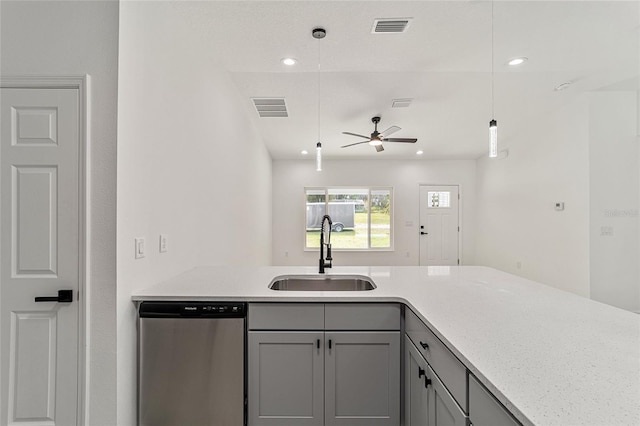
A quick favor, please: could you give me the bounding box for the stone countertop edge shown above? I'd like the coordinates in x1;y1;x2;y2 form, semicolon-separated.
131;265;640;426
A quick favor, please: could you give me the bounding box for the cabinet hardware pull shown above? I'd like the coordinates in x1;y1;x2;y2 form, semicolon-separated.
418;367;425;378
424;377;432;388
419;341;429;349
317;339;320;349
328;339;332;349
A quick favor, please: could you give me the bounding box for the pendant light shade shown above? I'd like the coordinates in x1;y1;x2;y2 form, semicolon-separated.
489;119;498;158
316;142;322;171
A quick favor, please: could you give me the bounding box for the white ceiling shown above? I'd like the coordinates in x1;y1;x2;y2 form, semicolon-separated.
173;1;639;160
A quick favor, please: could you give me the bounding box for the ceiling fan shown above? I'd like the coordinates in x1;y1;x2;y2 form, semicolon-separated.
341;116;417;152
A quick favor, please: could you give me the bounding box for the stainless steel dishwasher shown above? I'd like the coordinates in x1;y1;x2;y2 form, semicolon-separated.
138;301;246;426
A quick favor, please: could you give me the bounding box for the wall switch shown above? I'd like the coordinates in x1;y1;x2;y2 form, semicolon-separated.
159;234;168;253
135;238;145;259
555;202;565;211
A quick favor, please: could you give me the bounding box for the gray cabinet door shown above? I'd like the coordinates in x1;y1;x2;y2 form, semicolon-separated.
325;332;400;426
428;365;466;426
248;331;324;426
405;336;430;426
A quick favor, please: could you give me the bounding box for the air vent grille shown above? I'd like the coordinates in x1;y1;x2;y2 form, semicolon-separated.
372;18;412;34
252;98;288;117
392;98;413;108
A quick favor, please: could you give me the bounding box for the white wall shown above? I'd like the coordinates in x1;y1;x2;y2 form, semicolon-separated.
475;96;591;297
272;159;476;267
589;91;639;312
117;2;272;425
0;1;119;424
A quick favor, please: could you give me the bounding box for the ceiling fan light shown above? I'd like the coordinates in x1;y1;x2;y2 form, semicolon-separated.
369;136;383;146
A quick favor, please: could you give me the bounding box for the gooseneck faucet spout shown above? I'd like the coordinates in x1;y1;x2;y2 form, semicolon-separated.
319;215;333;274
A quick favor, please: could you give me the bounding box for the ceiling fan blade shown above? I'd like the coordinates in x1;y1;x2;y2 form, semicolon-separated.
342;131;370;139
380;126;401;137
383;137;418;143
341;141;370;148
375;144;385;152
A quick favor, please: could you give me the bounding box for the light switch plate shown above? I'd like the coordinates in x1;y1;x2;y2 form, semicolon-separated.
159;234;168;253
135;237;145;259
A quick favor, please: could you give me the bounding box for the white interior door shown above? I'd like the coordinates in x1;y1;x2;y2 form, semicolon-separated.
1;87;80;426
419;185;460;266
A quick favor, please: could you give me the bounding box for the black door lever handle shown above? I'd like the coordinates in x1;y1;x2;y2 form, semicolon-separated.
420;232;428;235
35;289;73;303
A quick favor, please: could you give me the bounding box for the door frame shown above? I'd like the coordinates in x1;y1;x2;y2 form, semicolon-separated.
1;75;88;424
418;184;462;266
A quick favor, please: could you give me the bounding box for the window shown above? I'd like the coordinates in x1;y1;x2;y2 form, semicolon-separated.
427;191;450;208
305;187;392;250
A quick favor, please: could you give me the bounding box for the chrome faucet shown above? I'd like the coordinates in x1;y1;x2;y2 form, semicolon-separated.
319;214;333;274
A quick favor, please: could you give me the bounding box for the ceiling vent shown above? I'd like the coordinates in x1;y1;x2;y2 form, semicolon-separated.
371;18;412;34
252;98;288;117
392;98;413;108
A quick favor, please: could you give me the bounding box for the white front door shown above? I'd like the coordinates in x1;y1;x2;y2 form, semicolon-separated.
419;185;460;266
1;87;81;426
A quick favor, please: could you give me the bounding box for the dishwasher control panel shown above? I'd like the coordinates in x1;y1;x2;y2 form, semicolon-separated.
139;301;246;318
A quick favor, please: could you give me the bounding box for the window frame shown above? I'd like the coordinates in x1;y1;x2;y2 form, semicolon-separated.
303;186;394;252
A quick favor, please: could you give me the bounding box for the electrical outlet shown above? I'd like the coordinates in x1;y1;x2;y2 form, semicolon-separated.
159;234;168;253
135;238;145;259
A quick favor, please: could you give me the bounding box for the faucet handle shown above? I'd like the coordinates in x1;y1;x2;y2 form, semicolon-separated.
326;244;332;261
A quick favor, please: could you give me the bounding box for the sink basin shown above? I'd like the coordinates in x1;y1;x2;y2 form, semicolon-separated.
269;275;376;291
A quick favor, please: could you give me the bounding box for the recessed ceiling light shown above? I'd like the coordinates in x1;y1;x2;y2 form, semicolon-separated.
281;58;297;66
416;150;424;155
507;57;528;66
301;150;308;155
554;82;572;91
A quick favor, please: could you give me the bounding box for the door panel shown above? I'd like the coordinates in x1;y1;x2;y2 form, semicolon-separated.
13;166;58;276
429;366;466;426
9;312;57;422
404;336;429;426
1;87;80;426
325;332;400;426
248;331;324;426
420;186;460;266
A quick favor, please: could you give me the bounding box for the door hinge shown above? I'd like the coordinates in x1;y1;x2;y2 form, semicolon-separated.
458;226;460;232
458;194;460;200
457;259;460;265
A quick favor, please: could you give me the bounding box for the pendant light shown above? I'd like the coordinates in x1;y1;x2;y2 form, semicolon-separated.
313;27;326;171
489;1;498;158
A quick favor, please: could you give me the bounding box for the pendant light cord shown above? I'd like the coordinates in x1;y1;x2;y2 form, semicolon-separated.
317;37;321;144
491;1;495;117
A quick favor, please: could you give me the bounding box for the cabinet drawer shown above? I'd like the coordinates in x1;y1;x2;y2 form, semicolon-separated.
325;303;400;330
249;303;324;330
469;374;520;426
405;308;467;412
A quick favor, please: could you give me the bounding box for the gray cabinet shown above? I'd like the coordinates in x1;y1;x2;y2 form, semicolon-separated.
325;332;400;426
248;303;400;426
404;336;466;426
248;331;324;426
405;335;430;426
468;374;521;426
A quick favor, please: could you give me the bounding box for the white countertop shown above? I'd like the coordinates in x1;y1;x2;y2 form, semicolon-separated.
132;265;640;426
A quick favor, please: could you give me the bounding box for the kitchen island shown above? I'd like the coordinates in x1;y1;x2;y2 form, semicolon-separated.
132;265;640;426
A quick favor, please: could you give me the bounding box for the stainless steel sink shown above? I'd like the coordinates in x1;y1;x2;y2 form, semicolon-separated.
269;275;376;291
